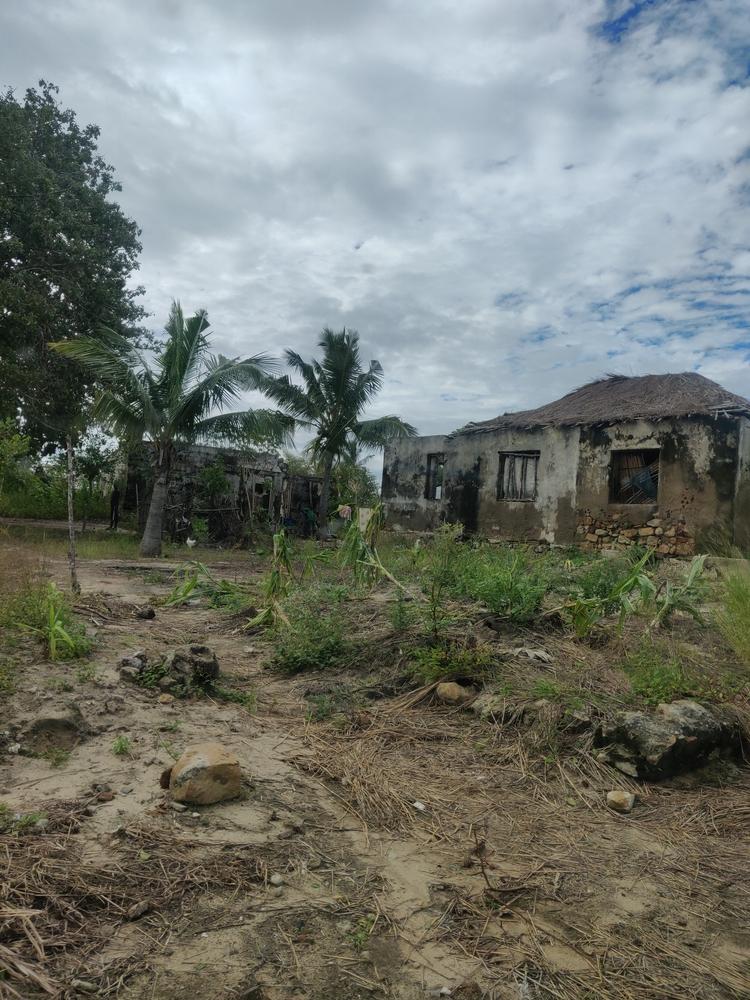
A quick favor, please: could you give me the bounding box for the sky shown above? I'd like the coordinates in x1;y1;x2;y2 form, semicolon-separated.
2;0;750;466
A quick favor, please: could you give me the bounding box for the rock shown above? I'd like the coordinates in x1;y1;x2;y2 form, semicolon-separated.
97;790;115;802
135;605;156;620
596;700;742;780
118;651;148;683
169;801;187;812
161;645;220;690
169;742;241;805
157;676;176;693
158;692;175;705
71;981;98;994
606;790;635;813
435;682;472;706
269;873;284;886
470;692;516;723
8;742;21;754
127;899;150;920
103;697;125;714
83;805;97;816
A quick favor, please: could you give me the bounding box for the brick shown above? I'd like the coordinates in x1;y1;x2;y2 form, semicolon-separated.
638;526;654;536
585;533;599;543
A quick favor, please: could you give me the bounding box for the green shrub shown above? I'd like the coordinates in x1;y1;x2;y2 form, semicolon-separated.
621;641;686;704
717;569;750;666
408;642;497;684
1;579;90;660
271;584;349;673
454;548;549;623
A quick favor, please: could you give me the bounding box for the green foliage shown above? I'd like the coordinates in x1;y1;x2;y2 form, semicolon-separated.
0;419;30;497
271;584;349;674
409;642;496;684
389;593;418;632
4;581;90;660
111;735;132;756
260;327;417;530
620;641;687;704
247;529;296;628
165;561;251;611
331;462;379;509
213;685;257;713
649;555;707;627
41;748;71;767
717;568;750;666
197;461;231;502
564;550;654;638
52;300;292;556
347;915;376;951
0;81;145;452
458;549;548;624
0;657;15;694
0;804;47;834
0;467;109;520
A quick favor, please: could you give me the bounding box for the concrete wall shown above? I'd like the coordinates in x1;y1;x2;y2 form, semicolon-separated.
445;425;580;542
383;415;745;552
382;434;447;531
575;416;740;555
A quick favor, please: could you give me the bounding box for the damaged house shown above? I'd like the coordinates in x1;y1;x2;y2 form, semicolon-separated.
382;373;750;555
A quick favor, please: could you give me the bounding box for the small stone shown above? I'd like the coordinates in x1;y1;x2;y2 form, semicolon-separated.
170;801;187;812
83;805;97;816
191;812;200;818
169;742;242;805
71;981;98;994
157;676;175;693
435;682;472;706
606;790;636;813
638;526;654;536
127;899;150;920
158;693;175;705
269;873;284;886
8;743;21;754
273;886;284;897
135;605;156;620
97;790;116;802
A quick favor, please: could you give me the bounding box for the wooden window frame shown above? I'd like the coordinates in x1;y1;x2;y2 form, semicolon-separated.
497;451;540;501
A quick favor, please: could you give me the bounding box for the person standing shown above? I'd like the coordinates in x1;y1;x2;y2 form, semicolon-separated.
109;483;121;531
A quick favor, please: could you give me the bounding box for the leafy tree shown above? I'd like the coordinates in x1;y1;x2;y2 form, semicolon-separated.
75;429;119;530
0;81;145;452
261;328;416;535
331;462;379;510
0;418;30;499
53;302;292;556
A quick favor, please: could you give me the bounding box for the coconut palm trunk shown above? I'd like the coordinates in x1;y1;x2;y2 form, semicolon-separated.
66;435;80;594
318;451;335;538
140;452;171;557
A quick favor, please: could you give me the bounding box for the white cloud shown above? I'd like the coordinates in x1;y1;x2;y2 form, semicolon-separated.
1;0;749;455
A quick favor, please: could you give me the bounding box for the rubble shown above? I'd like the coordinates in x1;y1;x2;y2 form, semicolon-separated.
435;681;473;706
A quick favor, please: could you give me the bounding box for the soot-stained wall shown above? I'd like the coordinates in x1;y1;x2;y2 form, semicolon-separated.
383;415;750;552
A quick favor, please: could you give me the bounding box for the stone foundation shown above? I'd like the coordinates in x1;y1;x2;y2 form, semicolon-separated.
576;510;694;557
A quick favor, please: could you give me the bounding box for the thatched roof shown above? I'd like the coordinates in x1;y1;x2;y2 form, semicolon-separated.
456;373;750;436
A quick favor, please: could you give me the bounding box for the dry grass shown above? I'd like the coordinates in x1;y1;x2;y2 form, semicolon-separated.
0;818;266;998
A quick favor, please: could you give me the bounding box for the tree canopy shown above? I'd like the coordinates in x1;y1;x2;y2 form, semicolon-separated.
0;81;145;451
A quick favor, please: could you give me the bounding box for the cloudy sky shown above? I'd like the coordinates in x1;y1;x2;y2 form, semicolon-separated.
2;0;750;456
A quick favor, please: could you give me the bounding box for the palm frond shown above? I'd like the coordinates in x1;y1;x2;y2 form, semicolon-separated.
196;409;295;447
355;415;418;448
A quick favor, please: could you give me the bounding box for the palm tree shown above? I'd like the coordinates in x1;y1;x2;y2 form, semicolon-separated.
262;328;417;536
53;301;292;556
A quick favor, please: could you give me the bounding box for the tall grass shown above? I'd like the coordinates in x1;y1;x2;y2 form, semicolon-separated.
717;569;750;667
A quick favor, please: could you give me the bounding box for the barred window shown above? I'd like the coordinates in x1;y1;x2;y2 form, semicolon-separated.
497;451;540;501
610;449;660;503
425;453;445;500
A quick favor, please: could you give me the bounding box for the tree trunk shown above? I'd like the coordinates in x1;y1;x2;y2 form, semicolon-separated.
66;436;80;594
139;462;169;557
317;451;334;539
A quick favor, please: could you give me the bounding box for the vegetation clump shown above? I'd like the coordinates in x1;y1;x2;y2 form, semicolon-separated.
271;584;349;674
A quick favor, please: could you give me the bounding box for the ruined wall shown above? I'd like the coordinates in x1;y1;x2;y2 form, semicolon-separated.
446;426;580;542
575;416;740;555
382;434;448;531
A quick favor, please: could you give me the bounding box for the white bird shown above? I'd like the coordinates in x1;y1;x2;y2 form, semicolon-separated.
186;537;197;548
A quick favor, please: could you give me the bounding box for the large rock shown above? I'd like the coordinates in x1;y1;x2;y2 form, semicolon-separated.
169;742;242;804
162;645;220;690
596;700;742;780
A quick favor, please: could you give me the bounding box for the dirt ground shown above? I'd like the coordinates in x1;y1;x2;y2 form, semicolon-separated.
2;543;750;1000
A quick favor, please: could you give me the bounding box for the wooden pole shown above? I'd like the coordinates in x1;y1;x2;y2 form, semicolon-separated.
66;436;80;595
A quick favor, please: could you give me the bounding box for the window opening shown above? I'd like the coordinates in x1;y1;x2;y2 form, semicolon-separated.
425;454;445;500
610;449;660;503
497;451;540;501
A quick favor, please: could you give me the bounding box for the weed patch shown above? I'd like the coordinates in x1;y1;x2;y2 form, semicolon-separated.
271;584;349;673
